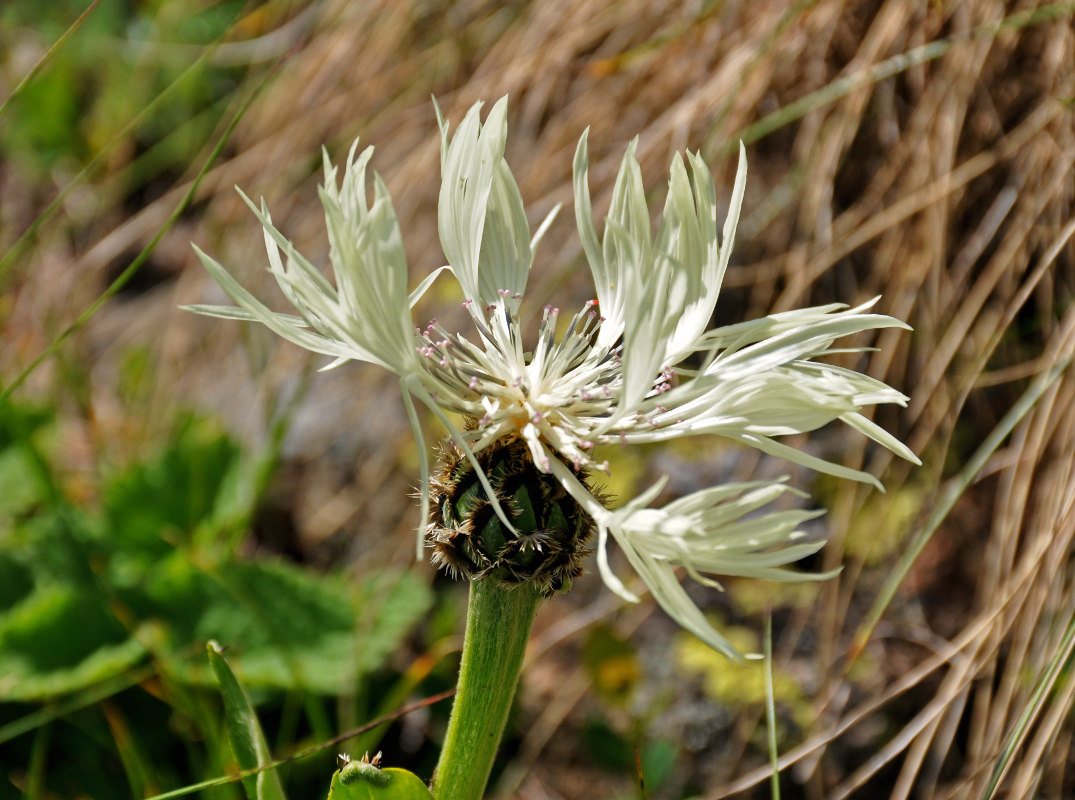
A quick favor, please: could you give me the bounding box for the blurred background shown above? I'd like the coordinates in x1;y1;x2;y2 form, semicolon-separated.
1;1;1074;798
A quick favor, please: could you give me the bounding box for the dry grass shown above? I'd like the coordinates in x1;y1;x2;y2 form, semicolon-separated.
3;0;1074;798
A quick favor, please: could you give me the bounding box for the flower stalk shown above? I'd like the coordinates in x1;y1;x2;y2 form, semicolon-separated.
431;579;541;800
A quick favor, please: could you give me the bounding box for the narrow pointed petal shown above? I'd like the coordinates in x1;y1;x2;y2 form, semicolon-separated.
665;142;747;363
437;97;532;313
603;479;834;657
188;246;357;360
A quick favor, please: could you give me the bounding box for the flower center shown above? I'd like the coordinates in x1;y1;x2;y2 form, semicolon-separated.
412;295;619;472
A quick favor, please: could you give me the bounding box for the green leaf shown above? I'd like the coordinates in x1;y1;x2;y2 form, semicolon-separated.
0;583;145;699
0;444;47;517
207;640;288;800
103;415;249;556
326;762;433;800
147;561;432;694
0;399;58;517
0;550;35;613
0;511;146;701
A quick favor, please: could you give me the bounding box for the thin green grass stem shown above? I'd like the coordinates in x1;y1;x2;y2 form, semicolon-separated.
982;611;1075;800
0;2;246;283
432;580;541;800
0;45;284;403
764;609;780;800
0;1;100;120
849;356;1071;661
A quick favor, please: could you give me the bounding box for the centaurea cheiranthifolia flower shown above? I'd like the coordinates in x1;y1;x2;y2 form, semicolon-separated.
185;96;919;658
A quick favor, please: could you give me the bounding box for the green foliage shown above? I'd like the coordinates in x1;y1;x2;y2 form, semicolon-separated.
104;414;250;555
844;483;926;566
580;716;677;797
0;406;434;701
638;739;677;792
0;0;247;179
0;401;55;513
0;576;145;699
582;716;633;772
726;578;821;617
0;401;434;797
148;559;433;694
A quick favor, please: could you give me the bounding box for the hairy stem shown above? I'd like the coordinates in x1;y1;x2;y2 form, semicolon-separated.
431;579;541;800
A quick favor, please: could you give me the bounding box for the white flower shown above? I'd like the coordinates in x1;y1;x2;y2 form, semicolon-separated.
185;96;919;656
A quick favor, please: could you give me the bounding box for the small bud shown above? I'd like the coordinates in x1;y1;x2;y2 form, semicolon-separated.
338;759;390;788
428;437;596;594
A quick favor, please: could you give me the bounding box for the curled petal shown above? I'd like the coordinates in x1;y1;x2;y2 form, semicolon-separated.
601;479;837;658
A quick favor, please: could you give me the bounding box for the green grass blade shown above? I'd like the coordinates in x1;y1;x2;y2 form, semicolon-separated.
141;690;454;800
0;0;100;120
0;50;282;402
0;663;155;745
981;611;1075;800
26;723;51;799
764;609;781;800
208;641;288;800
0;1;246;283
850;357;1072;661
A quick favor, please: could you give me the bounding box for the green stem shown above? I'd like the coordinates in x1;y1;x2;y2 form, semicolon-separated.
431;579;541;800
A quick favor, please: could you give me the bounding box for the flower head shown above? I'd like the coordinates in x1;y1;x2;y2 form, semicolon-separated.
185;96;919;657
